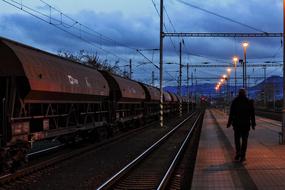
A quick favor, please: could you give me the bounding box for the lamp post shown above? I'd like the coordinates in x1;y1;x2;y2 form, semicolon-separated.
215;85;220;104
227;68;231;102
233;56;238;96
242;42;249;89
222;74;228;112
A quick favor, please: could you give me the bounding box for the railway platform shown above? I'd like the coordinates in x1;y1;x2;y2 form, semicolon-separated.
191;109;285;189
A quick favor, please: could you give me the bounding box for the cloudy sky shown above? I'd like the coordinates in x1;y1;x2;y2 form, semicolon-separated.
0;0;283;87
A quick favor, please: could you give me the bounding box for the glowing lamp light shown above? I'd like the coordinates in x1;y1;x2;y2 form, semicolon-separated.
233;56;238;63
242;42;249;48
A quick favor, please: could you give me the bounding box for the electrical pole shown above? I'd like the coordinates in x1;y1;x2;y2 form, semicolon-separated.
247;75;249;97
187;63;190;113
179;42;182;96
195;78;198;104
191;72;194;110
159;0;164;128
273;82;276;111
243;57;245;88
195;68;197;105
129;59;132;79
191;72;194;86
263;65;267;107
179;42;182;116
152;71;155;86
282;0;285;144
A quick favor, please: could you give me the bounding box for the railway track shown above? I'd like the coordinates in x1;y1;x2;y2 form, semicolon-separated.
97;111;204;190
255;109;281;121
0;123;156;187
0;113;194;189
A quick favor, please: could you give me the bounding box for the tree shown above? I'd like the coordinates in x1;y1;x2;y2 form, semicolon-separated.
58;49;123;75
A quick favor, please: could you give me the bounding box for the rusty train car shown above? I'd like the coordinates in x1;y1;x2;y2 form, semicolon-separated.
0;37;193;171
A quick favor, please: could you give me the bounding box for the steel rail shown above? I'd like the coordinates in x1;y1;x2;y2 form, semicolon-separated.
27;144;65;157
96;112;197;190
0;123;154;185
157;112;202;189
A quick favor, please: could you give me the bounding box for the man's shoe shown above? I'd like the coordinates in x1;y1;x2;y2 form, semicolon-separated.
240;157;246;162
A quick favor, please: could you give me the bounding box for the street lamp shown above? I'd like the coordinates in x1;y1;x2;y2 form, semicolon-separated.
227;68;231;75
215;86;219;91
222;74;230;107
233;56;239;96
242;42;249;89
227;68;232;101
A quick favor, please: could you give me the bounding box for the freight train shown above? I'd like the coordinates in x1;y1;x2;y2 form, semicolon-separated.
0;37;194;172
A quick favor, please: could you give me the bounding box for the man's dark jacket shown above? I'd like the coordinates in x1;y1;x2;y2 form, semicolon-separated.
227;96;256;131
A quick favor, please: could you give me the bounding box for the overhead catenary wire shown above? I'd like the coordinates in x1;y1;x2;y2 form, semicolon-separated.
3;0;281;85
151;0;197;85
176;0;267;34
41;0;169;77
136;50;177;81
163;3;190;56
2;0;163;75
39;0;136;50
151;0;179;54
136;49;159;70
1;0;131;63
38;0;280;82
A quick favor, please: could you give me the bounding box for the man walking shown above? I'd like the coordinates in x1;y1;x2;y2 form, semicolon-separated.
227;88;256;162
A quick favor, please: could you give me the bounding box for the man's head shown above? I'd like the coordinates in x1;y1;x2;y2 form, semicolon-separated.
238;88;246;97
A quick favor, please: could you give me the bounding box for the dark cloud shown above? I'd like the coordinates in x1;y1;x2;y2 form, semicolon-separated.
0;11;160;56
1;1;282;58
164;0;282;59
0;0;282;85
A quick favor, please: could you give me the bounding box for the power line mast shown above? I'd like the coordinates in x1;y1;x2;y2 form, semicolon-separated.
282;0;285;144
159;0;164;127
263;65;267;107
195;68;197;104
160;2;285;136
187;63;190;113
191;71;194;100
179;42;182;96
129;59;132;79
179;41;182;116
152;71;155;86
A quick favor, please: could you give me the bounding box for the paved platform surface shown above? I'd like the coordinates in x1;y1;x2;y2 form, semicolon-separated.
191;109;285;190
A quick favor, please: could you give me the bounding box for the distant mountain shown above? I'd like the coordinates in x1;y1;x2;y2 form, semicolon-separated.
164;83;218;97
248;75;283;100
164;75;283;100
